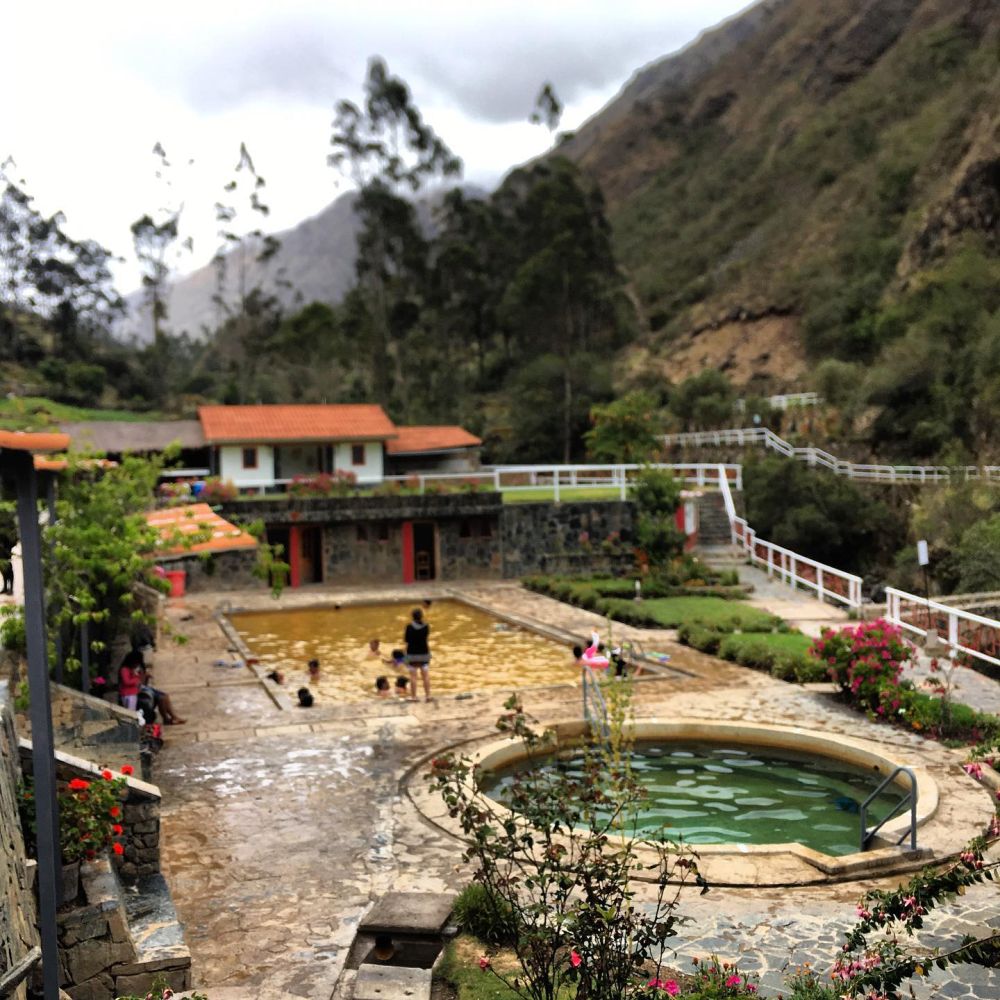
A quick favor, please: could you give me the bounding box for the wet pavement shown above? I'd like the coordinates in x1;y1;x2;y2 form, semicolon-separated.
145;580;1000;999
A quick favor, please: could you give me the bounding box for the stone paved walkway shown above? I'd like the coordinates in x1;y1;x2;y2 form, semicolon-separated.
144;581;1000;999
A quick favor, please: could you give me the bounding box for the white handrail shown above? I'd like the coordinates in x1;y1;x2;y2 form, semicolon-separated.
663;428;990;485
717;464;862;609
884;587;1000;668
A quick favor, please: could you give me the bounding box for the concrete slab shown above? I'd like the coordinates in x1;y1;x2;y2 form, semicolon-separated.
353;963;432;999
359;892;456;935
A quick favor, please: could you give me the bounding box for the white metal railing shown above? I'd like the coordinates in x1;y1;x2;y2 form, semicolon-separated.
662;427;1000;485
718;464;863;609
885;587;1000;668
736;392;821;412
217;463;743;499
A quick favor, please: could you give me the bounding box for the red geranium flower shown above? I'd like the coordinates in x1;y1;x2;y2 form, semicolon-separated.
68;778;90;791
478;956;490;970
113;824;124;835
112;842;124;856
109;806;121;818
101;769;113;781
121;765;134;776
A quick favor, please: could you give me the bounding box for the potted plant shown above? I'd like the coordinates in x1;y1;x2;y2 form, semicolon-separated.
19;765;133;903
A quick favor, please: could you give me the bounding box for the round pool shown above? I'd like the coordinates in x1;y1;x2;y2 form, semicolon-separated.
480;740;894;857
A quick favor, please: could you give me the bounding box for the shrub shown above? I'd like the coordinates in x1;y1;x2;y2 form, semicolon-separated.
452;882;518;946
812;619;912;712
200;478;238;503
287;470;357;497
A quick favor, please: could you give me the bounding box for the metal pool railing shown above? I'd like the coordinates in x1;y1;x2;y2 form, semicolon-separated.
860;766;918;851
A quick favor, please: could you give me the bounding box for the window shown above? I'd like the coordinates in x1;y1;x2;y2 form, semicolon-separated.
459;519;472;539
351;444;365;466
356;525;368;543
479;518;493;539
242;447;258;470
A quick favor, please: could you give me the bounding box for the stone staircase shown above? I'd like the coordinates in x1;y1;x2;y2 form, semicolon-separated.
695;490;734;547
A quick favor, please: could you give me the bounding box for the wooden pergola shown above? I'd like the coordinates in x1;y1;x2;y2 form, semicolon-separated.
1;430;70;1000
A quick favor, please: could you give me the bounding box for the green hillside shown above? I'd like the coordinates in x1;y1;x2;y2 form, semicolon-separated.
560;0;1000;457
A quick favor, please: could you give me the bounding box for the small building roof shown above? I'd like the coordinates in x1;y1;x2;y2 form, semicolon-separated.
146;503;258;558
198;405;397;444
386;426;482;455
0;430;70;453
60;420;206;453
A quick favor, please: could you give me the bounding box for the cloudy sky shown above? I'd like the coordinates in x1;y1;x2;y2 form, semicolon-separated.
6;0;750;291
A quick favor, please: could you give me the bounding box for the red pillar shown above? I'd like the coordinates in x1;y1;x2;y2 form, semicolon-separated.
289;524;302;588
401;521;414;584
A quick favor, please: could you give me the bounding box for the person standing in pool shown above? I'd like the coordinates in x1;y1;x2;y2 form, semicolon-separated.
404;608;432;702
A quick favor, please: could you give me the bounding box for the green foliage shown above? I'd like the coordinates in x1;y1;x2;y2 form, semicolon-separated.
667;371;734;431
20;767;130;865
45;454;166;679
452;883;518;947
429;693;704;1000
0;605;26;653
115;973;208;1000
955;514;1000;593
585;391;664;463
632;467;684;570
743;456;902;576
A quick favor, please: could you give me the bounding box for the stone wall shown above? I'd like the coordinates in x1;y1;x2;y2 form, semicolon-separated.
161;547;260;592
18;744;162;882
48;686;142;774
500;501;637;578
0;691;39;1000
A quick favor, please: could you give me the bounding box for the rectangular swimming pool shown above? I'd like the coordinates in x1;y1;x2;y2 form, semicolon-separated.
230;599;578;703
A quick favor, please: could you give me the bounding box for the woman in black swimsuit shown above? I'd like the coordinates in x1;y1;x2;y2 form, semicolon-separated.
404;608;432;702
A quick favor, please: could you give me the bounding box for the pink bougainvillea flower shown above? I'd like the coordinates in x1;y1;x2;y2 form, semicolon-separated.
662;981;680;996
570;950;582;968
478;956;490;970
726;974;742;987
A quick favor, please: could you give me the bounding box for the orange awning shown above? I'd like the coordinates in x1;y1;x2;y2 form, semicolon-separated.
0;430;71;453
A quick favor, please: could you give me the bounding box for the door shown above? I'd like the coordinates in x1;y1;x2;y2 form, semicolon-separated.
299;526;323;584
413;522;437;581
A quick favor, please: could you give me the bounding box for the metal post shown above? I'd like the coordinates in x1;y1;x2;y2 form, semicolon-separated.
80;619;90;695
553;468;560;503
9;450;61;999
45;473;63;685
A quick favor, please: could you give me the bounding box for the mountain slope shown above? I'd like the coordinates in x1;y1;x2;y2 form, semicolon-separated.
558;0;1000;385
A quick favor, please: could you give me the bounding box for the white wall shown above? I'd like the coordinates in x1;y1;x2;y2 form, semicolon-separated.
333;441;383;483
219;444;275;487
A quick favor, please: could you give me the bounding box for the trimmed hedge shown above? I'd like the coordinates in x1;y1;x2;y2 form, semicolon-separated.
678;622;826;683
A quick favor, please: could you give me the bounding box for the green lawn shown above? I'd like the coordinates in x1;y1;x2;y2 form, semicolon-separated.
720;631;815;656
502;486;627;503
0;396;164;431
605;595;778;630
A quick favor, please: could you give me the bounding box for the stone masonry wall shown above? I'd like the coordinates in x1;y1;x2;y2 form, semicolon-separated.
0;692;39;1000
160;547;260;593
500;501;637;578
18;744;162;882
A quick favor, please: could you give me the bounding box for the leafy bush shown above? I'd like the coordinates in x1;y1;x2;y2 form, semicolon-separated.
452;882;518;947
0;605;26;653
200;478;238;503
287;470;357;497
813;620;911;711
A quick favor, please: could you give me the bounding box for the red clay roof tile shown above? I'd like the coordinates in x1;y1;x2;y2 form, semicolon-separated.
386;426;482;455
198;405;396;443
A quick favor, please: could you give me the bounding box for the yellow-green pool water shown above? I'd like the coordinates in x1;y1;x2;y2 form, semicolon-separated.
230;600;577;703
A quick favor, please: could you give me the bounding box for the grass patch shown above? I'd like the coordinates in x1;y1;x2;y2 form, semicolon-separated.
606;596;778;631
502;486;626;503
0;396;165;431
436;936;559;999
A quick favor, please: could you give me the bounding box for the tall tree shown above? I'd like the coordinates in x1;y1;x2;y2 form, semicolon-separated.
329;57;461;409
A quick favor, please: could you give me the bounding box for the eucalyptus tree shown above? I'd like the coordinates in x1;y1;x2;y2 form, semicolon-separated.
329;57;461;409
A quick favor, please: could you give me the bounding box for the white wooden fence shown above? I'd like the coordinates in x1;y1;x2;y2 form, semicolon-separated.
885;587;1000;668
662;427;1000;485
223;463;743;499
717;464;863;609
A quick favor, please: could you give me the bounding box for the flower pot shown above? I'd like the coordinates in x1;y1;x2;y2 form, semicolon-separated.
60;860;80;905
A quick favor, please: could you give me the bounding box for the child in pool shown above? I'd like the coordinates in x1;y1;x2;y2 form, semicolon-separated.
307;658;321;683
375;676;392;698
395;675;410;698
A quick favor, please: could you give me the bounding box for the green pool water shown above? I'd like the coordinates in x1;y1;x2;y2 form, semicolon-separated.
481;741;895;856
